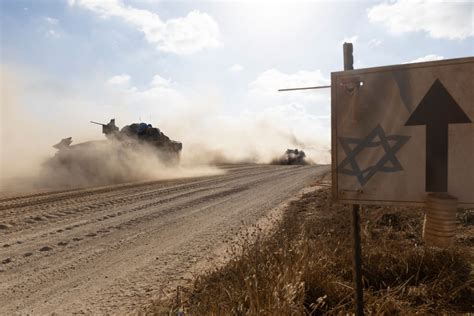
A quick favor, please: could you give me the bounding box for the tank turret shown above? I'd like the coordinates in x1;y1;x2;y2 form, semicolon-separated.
90;119;119;137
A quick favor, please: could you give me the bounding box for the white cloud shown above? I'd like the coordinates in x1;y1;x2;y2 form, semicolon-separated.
105;73;187;118
368;38;382;48
341;35;358;45
42;17;63;39
229;64;243;73
107;74;131;86
70;0;220;54
45;29;61;39
368;0;474;40
45;17;58;25
407;54;444;64
150;74;170;87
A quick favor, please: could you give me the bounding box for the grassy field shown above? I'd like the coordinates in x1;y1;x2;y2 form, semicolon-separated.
148;186;473;315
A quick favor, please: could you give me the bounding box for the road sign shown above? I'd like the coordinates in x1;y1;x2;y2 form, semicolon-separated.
331;57;473;207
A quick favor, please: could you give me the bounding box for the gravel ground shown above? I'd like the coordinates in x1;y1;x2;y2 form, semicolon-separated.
0;164;328;314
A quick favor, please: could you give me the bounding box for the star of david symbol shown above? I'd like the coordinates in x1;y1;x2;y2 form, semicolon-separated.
337;125;410;186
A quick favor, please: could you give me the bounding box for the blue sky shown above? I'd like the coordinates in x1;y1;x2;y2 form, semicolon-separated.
1;0;473;168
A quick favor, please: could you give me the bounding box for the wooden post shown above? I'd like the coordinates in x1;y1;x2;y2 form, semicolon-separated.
343;42;354;71
344;42;364;316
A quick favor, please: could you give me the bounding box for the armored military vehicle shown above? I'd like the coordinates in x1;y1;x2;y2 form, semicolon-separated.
91;119;183;156
44;119;182;186
52;119;182;159
279;149;307;165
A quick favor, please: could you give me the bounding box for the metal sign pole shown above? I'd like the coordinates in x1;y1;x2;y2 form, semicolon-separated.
278;42;365;315
351;204;364;316
343;42;364;316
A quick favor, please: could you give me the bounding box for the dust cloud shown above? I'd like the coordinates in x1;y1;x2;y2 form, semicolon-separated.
1;69;55;191
1;66;330;193
39;140;222;189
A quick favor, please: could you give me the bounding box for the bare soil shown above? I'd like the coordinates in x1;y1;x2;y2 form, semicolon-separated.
154;185;473;315
0;164;328;314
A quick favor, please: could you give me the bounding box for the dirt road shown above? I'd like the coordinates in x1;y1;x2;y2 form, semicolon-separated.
0;164;328;314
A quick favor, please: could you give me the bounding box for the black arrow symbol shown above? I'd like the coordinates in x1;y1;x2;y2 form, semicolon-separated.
405;79;471;192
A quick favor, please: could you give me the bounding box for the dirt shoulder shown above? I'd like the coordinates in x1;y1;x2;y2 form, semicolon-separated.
150;186;473;314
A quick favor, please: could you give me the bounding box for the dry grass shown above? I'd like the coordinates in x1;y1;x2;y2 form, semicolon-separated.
148;188;474;315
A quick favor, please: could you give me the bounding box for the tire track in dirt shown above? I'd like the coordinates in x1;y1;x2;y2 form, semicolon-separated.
0;164;329;314
0;165;265;211
0;165;271;221
1;165;301;260
0;165;296;238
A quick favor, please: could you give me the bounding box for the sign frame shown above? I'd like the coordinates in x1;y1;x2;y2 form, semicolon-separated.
331;57;474;207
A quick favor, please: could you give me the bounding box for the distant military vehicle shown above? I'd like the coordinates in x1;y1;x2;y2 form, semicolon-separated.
279;149;307;165
44;119;182;185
